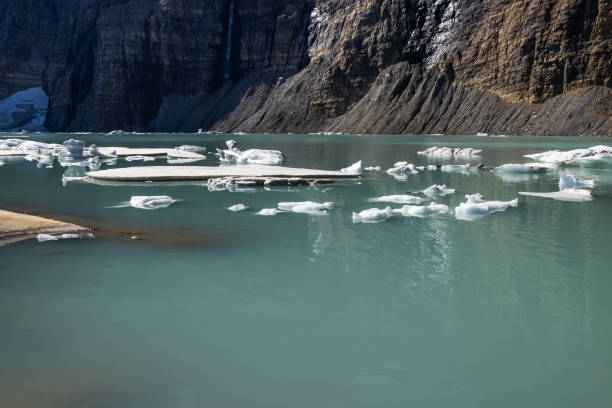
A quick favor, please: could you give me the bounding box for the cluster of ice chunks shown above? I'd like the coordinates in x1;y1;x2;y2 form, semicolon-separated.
418;147;482;160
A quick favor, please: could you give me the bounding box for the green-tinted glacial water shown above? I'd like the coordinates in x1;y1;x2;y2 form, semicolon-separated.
1;133;612;407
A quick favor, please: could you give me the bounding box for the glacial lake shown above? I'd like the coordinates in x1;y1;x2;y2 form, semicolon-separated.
1;133;612;407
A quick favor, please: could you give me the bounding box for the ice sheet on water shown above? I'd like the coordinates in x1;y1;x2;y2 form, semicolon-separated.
559;174;595;190
455;193;518;221
392;203;449;218
277;201;334;215
352;207;393;223
422;184;455;198
519;189;592;202
369;195;426;204
340;161;362;175
228;204;248;212
130;195;175;210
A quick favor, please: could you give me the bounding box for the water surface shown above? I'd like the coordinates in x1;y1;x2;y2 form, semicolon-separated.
1;133;612;407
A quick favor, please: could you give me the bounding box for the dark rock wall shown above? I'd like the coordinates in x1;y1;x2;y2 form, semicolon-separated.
0;0;610;135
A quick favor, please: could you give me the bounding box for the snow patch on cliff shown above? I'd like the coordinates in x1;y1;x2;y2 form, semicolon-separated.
0;87;48;132
423;0;460;67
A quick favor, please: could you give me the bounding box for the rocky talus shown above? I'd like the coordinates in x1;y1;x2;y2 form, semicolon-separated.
0;0;610;135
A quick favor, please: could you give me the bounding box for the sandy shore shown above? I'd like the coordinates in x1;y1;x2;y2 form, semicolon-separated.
0;209;91;245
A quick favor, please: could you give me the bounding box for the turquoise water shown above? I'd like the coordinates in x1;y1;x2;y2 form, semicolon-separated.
1;133;612;407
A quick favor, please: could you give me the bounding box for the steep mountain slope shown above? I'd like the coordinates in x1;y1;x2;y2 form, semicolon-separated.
0;0;610;135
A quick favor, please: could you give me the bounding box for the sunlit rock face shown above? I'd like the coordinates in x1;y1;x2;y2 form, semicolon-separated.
0;0;609;135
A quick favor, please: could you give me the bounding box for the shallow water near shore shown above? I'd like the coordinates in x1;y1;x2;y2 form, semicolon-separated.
1;132;612;407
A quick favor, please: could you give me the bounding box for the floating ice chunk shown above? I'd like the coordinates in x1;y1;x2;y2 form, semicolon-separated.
125;155;156;162
494;163;552;173
559;174;595;190
130;195;175;210
352;206;393;223
387;163;419;176
524;145;612;166
422;184;455;198
519;189;592;202
0;160;4;166
217;140;284;165
441;164;480;174
176;145;206;153
364;166;381;171
369;195;426;204
427;165;438;170
392;203;449;218
455;193;518;221
277;201;334;215
107;130;124;135
340;160;362;175
418;147;482;160
37;233;94;242
228;204;248;212
257;208;280;216
63;139;87;159
476;132;488;137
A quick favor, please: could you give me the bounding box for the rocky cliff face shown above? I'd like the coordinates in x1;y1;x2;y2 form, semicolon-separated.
0;0;610;135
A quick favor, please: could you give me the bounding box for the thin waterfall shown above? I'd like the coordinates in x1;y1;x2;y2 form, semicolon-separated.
223;0;235;80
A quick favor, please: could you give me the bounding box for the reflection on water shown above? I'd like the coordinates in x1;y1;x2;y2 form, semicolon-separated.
1;133;612;407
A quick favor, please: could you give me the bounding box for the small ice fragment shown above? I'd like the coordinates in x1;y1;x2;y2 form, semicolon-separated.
455;193;518;221
441;164;480;174
130;195;175;210
422;184;455;198
0;160;4;166
559;174;595;190
364;166;381;171
217;140;284;165
392;203;449;218
228;204;248;212
476;132;488;137
257;208;279;216
352;207;393;223
386;163;418;176
427;165;438;170
37;233;94;242
176;145;206;153
340;160;362;175
519;189;592;202
277;201;334;214
125;155;155;162
369;195;426;204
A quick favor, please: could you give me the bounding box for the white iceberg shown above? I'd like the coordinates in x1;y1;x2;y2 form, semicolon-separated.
130;195;175;210
417;146;482;160
352;206;393;223
559;174;595;190
369;195;426;204
340;161;363;174
519;189;592;202
422;184;455;198
524;145;612;167
364;166;381;171
228;204;248;212
37;233;94;242
387;163;419;177
217;140;284;165
257;208;280;216
392;203;449;218
277;201;334;215
455;193;518;221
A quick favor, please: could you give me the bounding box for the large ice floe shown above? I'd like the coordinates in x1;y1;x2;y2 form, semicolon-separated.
130;195;175;210
340;160;362;175
352;207;393;223
277;201;334;215
369;194;426;204
454;193;518;221
0;87;49;131
519;189;593;202
524;145;612;168
422;184;455;198
216;140;284;165
418;147;482;160
392;203;449;218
